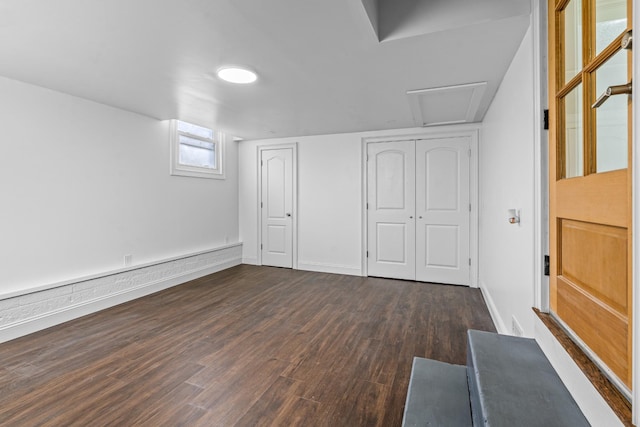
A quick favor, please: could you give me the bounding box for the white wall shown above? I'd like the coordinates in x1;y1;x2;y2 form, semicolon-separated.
0;76;239;296
238;125;479;276
479;25;537;336
239;133;363;275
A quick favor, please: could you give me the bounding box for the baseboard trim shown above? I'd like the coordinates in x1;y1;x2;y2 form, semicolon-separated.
242;257;258;265
0;246;242;344
297;261;361;276
478;281;508;335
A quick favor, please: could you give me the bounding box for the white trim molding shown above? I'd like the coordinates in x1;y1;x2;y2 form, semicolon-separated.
479;280;508;335
0;243;242;344
297;261;362;276
531;0;549;312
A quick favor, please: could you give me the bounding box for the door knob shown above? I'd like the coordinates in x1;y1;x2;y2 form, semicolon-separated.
592;81;632;108
286;213;291;217
409;216;413;219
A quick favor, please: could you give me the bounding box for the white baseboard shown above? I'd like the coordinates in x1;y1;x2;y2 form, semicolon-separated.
297;261;361;276
478;280;508;335
242;257;258;265
534;315;623;427
0;244;242;344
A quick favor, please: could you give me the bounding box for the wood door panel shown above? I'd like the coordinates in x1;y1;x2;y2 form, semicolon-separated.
555;170;627;227
559;219;628;314
549;0;632;393
557;276;629;386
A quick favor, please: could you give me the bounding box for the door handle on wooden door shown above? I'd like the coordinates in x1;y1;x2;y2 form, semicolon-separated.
622;30;632;50
592;81;632;108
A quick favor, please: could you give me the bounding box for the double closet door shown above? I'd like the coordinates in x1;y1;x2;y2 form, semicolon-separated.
367;137;470;286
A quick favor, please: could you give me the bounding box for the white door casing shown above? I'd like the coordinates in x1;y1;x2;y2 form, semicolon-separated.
367;141;416;280
415;137;470;285
260;147;294;268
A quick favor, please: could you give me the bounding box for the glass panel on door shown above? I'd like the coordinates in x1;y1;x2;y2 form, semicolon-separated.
564;0;583;83
595;0;627;54
564;83;584;178
594;49;628;172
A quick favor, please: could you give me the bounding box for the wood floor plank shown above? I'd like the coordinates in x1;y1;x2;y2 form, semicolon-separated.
0;265;495;426
329;379;390;427
190;357;291;425
234;376;320;427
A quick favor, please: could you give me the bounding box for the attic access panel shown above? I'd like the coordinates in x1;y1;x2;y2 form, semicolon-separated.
407;82;487;127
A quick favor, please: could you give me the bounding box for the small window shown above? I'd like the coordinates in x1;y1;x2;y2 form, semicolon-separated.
170;120;225;179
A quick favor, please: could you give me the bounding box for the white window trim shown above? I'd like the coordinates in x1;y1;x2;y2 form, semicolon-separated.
169;119;225;179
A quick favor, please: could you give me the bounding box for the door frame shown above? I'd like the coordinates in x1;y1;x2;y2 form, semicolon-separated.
256;143;298;269
361;127;480;287
632;0;639;416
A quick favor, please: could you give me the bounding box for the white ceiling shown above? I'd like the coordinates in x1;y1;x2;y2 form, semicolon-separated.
0;0;530;140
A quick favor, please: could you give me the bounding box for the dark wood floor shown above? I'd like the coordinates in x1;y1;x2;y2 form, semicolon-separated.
0;265;495;426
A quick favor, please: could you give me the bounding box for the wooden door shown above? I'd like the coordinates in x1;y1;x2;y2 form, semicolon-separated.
367;141;416;280
261;148;293;268
415;137;471;285
548;0;632;390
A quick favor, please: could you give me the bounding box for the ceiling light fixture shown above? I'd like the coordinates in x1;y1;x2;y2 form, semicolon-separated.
217;67;257;84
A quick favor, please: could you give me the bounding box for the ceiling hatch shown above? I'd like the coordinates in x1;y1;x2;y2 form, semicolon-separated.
407;82;487;127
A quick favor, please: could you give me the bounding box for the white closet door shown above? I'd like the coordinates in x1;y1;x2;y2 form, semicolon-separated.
415;137;470;285
261;148;293;268
367;141;416;280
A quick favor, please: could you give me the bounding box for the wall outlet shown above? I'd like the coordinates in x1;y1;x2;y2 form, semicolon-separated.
511;316;524;337
124;254;133;267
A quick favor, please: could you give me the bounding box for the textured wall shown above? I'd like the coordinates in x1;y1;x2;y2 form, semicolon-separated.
0;244;242;343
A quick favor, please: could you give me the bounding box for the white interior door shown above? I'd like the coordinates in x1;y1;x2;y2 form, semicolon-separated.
261;148;293;268
415;137;470;285
367;141;416;280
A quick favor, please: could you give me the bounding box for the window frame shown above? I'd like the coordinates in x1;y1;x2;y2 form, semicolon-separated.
169;119;225;180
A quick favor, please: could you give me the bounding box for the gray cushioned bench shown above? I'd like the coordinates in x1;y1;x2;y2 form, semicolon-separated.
402;330;590;427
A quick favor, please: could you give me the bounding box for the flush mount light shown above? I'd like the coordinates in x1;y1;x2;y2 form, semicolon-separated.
217;67;257;84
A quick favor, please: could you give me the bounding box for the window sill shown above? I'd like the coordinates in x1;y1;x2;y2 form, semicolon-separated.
170;169;225;180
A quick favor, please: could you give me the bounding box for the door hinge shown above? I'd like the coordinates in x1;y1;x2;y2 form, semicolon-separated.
366;251;369;258
261;160;263;166
469;258;471;266
261;244;263;250
366;202;369;210
543;109;549;130
469;203;471;212
544;255;550;276
261;202;263;208
468;149;471;157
